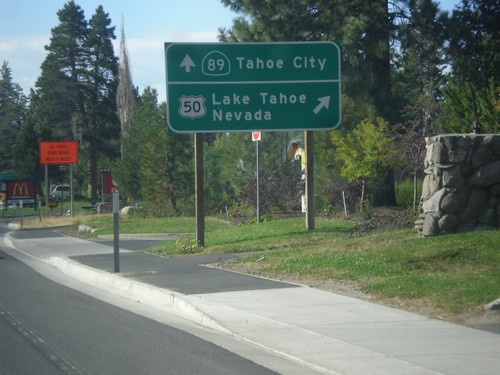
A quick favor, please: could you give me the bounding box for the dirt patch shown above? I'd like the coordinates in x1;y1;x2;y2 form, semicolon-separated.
348;206;416;234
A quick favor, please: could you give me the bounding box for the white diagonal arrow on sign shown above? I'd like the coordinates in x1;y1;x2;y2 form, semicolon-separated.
180;54;195;73
313;96;330;114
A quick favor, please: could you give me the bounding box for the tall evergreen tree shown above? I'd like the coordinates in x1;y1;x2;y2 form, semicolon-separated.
440;0;500;132
35;1;119;198
219;0;400;124
0;62;27;171
394;0;445;209
114;87;193;216
83;5;120;198
12;91;41;181
219;0;405;206
37;1;88;139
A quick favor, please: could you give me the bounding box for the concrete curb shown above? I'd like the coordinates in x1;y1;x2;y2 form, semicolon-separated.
48;256;231;335
97;233;192;241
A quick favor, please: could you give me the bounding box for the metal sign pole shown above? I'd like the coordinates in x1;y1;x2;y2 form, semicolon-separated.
256;139;260;223
113;190;120;273
70;164;74;217
195;133;205;247
45;165;49;217
20;200;24;229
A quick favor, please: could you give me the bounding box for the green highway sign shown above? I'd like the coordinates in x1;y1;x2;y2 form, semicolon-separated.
164;42;341;133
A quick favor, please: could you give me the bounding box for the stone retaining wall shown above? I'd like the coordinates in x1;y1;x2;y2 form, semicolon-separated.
415;134;500;236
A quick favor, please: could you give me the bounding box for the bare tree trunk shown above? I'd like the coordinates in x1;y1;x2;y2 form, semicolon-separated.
116;18;136;157
360;180;366;211
87;144;98;199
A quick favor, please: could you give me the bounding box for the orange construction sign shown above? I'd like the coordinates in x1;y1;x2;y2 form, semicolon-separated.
39;141;78;165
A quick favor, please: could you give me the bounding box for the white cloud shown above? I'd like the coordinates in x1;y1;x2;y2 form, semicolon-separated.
123;28;220;102
0;34;50;94
2;29;221;102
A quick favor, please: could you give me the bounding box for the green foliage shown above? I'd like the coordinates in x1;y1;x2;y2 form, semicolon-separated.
175;237;199;254
114;88;193;217
204;133;252;213
440;77;499;133
395;178;422;209
11;92;43;182
394;0;443;178
329;118;396;206
0;62;27;172
439;0;500;133
355;199;373;220
203;131;299;215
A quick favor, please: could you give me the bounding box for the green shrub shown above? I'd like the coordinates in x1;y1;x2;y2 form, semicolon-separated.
395;178;421;209
175;237;199;254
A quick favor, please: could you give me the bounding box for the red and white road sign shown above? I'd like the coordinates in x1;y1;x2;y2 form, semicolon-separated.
252;131;261;142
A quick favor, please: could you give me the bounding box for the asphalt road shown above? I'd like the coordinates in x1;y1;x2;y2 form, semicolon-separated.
0;235;280;374
8;226;297;295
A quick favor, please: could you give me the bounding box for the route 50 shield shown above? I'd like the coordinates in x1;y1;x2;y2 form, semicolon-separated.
178;95;207;119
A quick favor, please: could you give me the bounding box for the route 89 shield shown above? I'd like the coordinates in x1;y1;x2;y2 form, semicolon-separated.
178;95;207;119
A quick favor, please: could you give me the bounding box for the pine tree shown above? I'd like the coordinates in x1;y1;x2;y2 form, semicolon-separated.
219;0;405;206
117;87;193;216
441;0;500;132
83;5;120;198
394;0;445;210
0;61;27;171
35;1;119;198
12;92;41;181
219;0;398;124
37;1;88;139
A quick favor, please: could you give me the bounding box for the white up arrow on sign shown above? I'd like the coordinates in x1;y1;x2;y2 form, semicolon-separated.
180;54;195;72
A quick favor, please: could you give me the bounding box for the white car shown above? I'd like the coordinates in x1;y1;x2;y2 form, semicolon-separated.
51;185;71;198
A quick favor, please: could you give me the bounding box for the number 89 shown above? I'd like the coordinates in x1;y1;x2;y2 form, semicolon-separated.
207;58;225;72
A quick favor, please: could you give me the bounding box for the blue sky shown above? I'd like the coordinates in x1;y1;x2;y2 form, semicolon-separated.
1;0;460;102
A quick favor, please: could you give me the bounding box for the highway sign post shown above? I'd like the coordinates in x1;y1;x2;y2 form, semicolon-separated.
165;42;341;133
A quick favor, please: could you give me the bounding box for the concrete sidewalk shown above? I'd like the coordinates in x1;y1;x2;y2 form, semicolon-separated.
4;230;500;375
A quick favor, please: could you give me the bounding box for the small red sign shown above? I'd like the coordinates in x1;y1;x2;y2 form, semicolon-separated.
39;141;78;165
102;170;116;195
252;131;261;142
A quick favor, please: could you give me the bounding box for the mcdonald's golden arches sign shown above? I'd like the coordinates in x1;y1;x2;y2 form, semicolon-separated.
6;181;35;201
